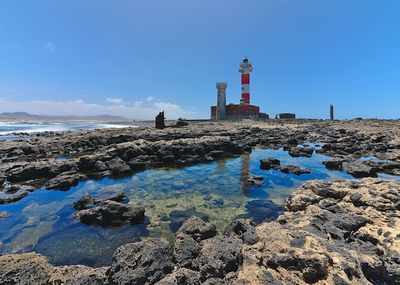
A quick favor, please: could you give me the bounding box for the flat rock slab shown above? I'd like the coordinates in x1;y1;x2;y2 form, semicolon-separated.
342;161;377;178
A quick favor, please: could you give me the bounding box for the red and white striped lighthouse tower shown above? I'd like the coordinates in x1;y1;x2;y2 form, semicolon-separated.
239;57;253;105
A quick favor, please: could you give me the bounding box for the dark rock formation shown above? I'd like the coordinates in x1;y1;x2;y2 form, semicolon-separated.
260;158;280;170
45;171;85;191
0;187;31;204
107;238;174;285
155;111;166;129
322;158;346;170
288;146;315;157
156;268;201;285
277;165;311;175
237;179;400;285
176;216;217;242
75;200;145;227
342;161;377;178
224;219;260;245
1;179;399;285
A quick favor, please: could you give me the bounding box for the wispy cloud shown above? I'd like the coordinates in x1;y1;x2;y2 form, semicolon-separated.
106;97;124;104
146;96;155;102
0;97;196;120
45;42;56;53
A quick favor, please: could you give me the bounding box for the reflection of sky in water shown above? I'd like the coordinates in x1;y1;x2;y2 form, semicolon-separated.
0;147;395;267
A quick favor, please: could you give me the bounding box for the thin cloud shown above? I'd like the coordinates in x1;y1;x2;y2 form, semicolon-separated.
0;97;196;120
45;42;56;53
106;97;124;104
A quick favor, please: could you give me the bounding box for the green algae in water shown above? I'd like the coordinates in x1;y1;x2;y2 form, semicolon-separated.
0;148;361;266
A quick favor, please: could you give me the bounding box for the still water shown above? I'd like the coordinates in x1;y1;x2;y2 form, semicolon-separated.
0;147;391;267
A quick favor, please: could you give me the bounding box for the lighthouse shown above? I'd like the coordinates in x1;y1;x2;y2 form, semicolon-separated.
239;57;253;105
211;57;266;120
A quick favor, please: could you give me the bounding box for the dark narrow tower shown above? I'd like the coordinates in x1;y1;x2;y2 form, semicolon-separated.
330;104;334;120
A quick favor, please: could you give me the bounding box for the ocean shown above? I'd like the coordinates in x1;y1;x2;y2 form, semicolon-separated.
0;122;137;136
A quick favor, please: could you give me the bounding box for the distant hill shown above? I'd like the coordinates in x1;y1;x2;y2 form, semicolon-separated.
0;112;132;122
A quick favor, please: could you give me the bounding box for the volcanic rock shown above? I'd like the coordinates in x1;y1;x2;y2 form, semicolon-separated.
107;238;174;285
76;200;145;227
45;171;86;191
176;216;217;242
277;165;311;175
288;146;315;157
260;158;280;170
342;161;378;178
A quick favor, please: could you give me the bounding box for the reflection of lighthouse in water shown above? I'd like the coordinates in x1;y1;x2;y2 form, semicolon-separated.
240;151;250;194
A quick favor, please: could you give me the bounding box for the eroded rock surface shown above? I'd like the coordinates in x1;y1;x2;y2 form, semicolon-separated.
107;238;174;285
75;200;145;227
1;179;399;284
1;120;400;204
237;178;400;285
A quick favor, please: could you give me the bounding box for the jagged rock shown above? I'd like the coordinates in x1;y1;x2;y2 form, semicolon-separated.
174;233;201;268
224;219;260;245
76;200;144;227
277;165;311;175
156;268;201;285
45;171;85;191
73;194;96;210
342;161;377;178
194;235;243;280
176;216;217;242
0;211;9;221
51;265;108;285
260;158;280;170
0;253;53;285
322;159;346;170
108;238;174;285
0;189;29;204
107;157;131;175
238;179;400;285
73;192;127;211
288;146;315;157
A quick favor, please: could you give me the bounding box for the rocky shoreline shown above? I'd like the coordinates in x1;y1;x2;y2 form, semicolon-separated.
1;119;400;284
1;119;400;205
1;178;399;284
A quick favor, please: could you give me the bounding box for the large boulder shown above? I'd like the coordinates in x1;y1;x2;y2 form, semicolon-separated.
260;158;280;170
174;233;201;269
107;157;131;175
76;200;145;227
322;159;346;170
108;238;174;285
288;147;314;158
176;216;217;242
194;235;243;280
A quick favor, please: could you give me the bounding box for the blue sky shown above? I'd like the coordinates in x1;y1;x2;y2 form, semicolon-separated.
0;0;399;119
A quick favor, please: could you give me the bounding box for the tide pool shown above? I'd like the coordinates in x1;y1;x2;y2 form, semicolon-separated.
1;147;393;267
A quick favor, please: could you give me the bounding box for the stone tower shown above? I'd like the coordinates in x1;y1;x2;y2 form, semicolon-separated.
216;83;227;120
